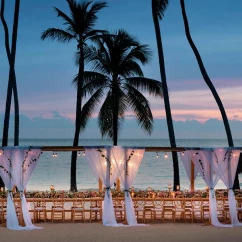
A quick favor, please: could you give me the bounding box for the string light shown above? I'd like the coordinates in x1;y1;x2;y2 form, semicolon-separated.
78;151;81;157
156;152;159;158
52;151;55;157
83;151;86;156
164;152;168;159
181;152;184;156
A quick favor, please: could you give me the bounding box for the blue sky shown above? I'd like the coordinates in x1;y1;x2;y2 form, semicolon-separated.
0;0;242;139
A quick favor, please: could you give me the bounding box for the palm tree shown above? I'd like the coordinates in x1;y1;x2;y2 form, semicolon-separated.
0;0;21;190
74;30;163;144
41;0;107;191
151;0;180;190
1;0;20;147
180;0;239;189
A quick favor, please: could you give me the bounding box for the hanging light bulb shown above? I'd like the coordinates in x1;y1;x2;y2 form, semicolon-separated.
52;151;55;157
83;151;86;156
164;152;168;159
78;151;81;157
55;152;58;157
181;152;184;156
156;152;159;158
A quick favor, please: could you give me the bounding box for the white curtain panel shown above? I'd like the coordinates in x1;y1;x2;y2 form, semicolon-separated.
208;148;242;226
0;147;42;230
189;149;232;227
0;148;20;230
115;148;146;226
180;151;199;188
85;146;125;226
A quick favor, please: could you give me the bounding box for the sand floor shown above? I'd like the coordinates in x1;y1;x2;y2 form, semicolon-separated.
0;223;242;242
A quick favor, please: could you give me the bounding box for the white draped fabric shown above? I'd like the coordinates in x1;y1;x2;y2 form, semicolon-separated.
85;146;125;226
115;147;146;226
180;151;199;188
208;148;242;226
0;147;42;230
187;149;232;227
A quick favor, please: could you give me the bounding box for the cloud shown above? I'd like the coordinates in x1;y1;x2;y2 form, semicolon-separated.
1;112;242;140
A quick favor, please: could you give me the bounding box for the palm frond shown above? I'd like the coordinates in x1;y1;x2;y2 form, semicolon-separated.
152;0;169;20
72;71;110;97
41;28;75;42
121;44;152;66
54;7;75;28
125;77;163;97
125;84;153;134
79;88;104;132
119;60;144;77
84;43;111;75
84;2;108;31
98;92;113;137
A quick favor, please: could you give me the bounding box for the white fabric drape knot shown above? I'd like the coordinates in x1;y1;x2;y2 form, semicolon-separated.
85;146;126;226
85;146;146;227
0;146;42;230
182;148;241;227
114;147;147;226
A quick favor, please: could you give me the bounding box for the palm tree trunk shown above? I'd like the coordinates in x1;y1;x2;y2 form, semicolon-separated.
152;0;180;190
180;0;239;189
70;41;84;192
112;81;119;146
11;0;20;146
0;0;20;188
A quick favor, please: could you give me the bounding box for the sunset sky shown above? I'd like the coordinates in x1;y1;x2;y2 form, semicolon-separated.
0;0;242;139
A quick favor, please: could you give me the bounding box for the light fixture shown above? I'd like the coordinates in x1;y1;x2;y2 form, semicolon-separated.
83;151;86;156
50;185;55;192
181;152;184;156
78;151;81;157
176;185;180;191
156;152;159;158
164;152;168;158
52;151;57;157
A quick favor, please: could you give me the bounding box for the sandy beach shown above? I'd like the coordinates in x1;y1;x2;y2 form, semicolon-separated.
1;223;242;242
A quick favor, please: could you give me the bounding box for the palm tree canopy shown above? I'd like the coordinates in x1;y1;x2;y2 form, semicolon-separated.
41;0;107;48
152;0;169;20
74;30;163;139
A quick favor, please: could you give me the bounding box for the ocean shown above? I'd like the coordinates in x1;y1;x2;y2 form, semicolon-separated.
3;139;242;191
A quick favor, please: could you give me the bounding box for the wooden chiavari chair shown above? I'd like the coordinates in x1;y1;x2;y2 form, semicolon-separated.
235;193;242;221
51;193;65;222
33;192;47;222
201;198;210;223
0;196;5;225
143;195;155;223
190;195;202;223
134;192;145;223
113;193;125;222
89;191;102;222
162;199;175;222
71;192;85;223
151;198;163;222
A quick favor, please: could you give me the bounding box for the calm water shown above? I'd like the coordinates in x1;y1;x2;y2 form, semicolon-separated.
4;139;242;191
